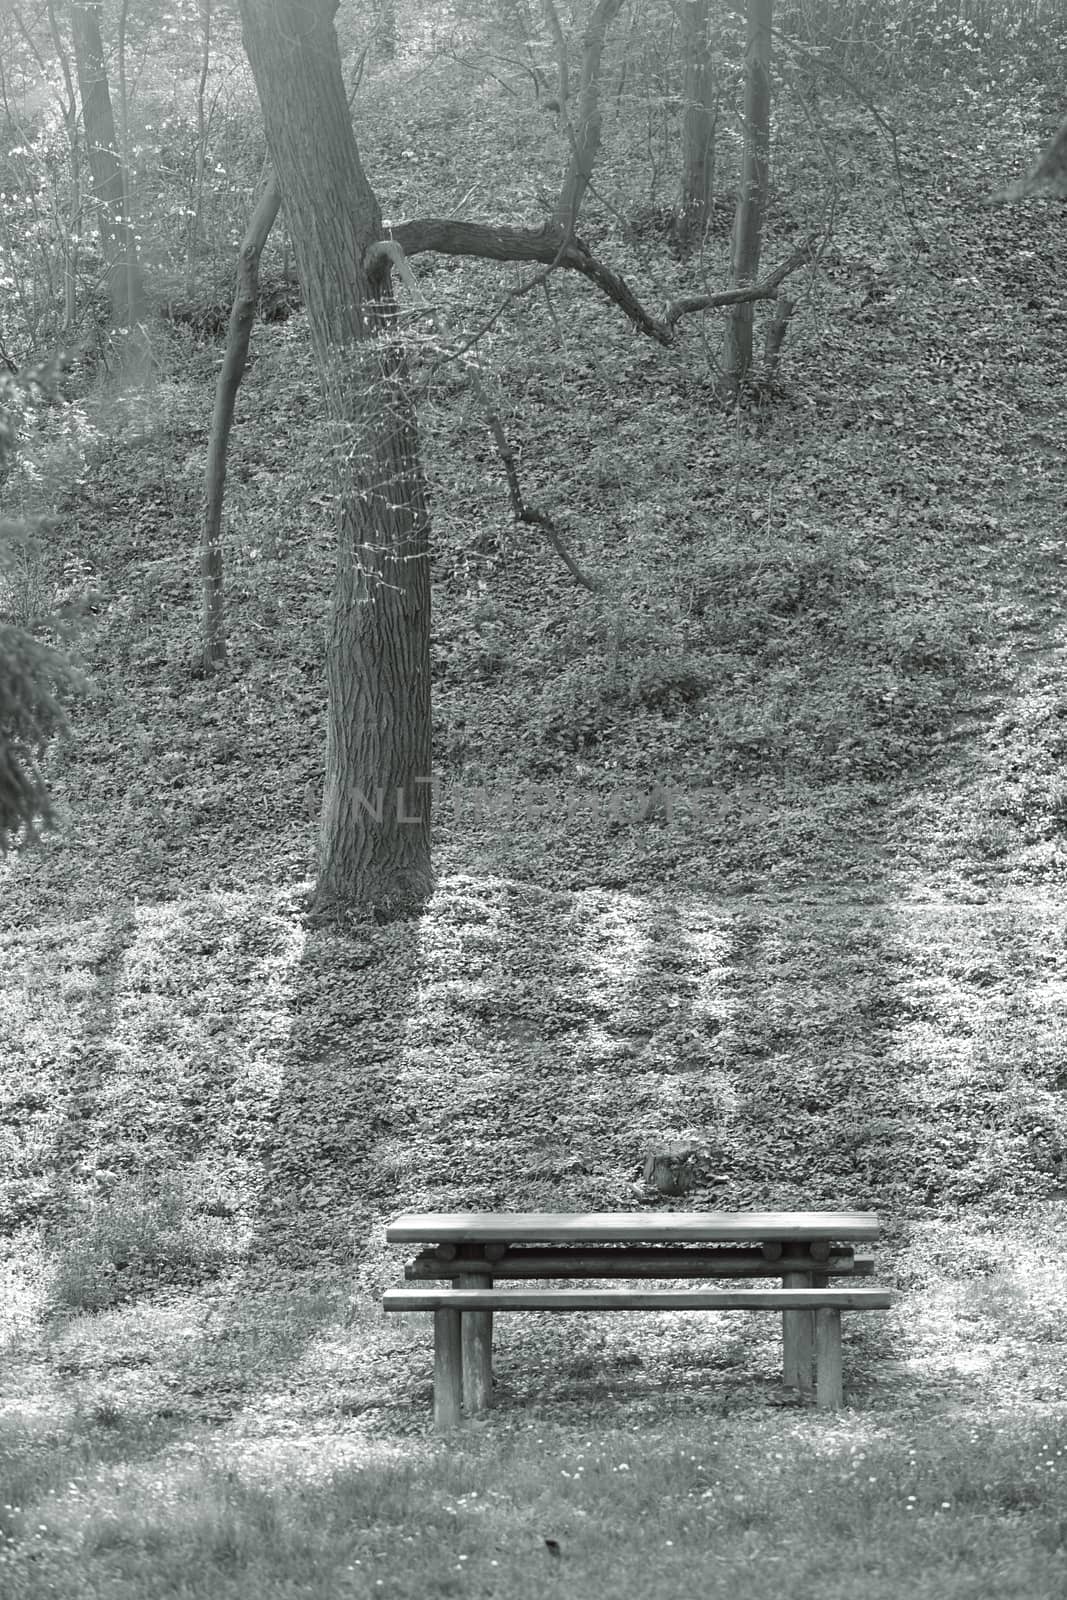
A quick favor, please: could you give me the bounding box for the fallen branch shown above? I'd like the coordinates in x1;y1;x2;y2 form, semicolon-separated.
665;237;815;329
386;217;671;345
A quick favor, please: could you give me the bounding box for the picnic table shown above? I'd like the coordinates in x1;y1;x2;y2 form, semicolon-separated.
384;1211;892;1427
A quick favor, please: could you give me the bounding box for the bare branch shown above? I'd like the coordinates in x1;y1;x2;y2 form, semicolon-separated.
665;237;816;328
365;238;601;593
385;216;671;344
767;23;926;246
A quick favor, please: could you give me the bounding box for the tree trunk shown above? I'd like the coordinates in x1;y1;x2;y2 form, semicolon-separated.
993;111;1067;202
238;0;432;921
720;0;772;394
185;0;213;294
553;0;626;231
69;1;145;331
46;0;81;334
202;172;282;673
673;0;717;254
372;0;397;61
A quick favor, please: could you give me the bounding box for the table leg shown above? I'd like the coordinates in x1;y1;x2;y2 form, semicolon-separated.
434;1307;463;1429
782;1269;814;1391
815;1306;843;1408
457;1255;493;1416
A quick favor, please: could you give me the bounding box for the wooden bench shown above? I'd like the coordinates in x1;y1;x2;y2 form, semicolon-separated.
384;1212;892;1427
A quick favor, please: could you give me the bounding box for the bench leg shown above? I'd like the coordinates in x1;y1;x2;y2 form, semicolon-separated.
434;1307;463;1429
815;1306;843;1409
782;1270;814;1391
458;1271;493;1416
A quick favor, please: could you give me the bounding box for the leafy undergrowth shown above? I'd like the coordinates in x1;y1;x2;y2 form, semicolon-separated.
2;33;1067;1600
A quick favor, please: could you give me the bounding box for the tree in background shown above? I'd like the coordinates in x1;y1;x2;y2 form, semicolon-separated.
0;0;819;908
237;0;433;922
544;0;626;230
220;0;816;918
68;2;145;334
994;112;1067;201
372;0;397;61
720;0;772;393
673;0;717;254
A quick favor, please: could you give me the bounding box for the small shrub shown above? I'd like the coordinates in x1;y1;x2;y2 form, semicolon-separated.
624;659;708;713
533;662;626;751
47;1172;230;1313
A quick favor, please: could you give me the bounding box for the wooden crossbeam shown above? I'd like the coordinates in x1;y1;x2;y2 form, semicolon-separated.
405;1246;873;1279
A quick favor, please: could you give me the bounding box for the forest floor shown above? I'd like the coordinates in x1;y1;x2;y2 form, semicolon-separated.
2;29;1067;1600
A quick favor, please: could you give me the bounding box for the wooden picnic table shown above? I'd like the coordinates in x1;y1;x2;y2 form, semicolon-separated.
384;1210;890;1426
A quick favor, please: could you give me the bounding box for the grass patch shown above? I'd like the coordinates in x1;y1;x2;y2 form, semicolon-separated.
0;1409;1063;1598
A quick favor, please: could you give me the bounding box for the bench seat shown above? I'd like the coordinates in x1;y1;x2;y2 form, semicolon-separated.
384;1285;893;1425
385;1287;891;1312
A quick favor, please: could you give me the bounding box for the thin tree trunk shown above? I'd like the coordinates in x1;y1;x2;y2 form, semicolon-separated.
238;0;432;921
553;0;626;231
541;0;569;111
201;172;281;672
115;0;138;335
69;1;145;331
45;0;81;335
720;0;772;394
372;0;396;61
186;0;213;294
673;0;717;253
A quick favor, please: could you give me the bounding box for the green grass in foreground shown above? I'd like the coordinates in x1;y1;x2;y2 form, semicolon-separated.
0;1407;1063;1599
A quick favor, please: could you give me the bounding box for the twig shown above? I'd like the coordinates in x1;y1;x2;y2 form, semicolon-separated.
762;21;926;246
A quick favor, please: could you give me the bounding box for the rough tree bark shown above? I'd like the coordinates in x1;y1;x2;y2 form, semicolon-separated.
673;0;717;254
720;0;772;393
69;1;145;331
238;0;432;921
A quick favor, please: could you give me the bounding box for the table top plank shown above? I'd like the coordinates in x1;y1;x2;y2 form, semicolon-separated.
385;1212;882;1245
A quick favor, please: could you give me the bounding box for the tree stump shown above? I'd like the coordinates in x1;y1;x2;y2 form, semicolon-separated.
642;1143;700;1196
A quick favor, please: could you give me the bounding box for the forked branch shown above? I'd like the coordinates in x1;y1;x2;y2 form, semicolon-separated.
665;237;816;328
